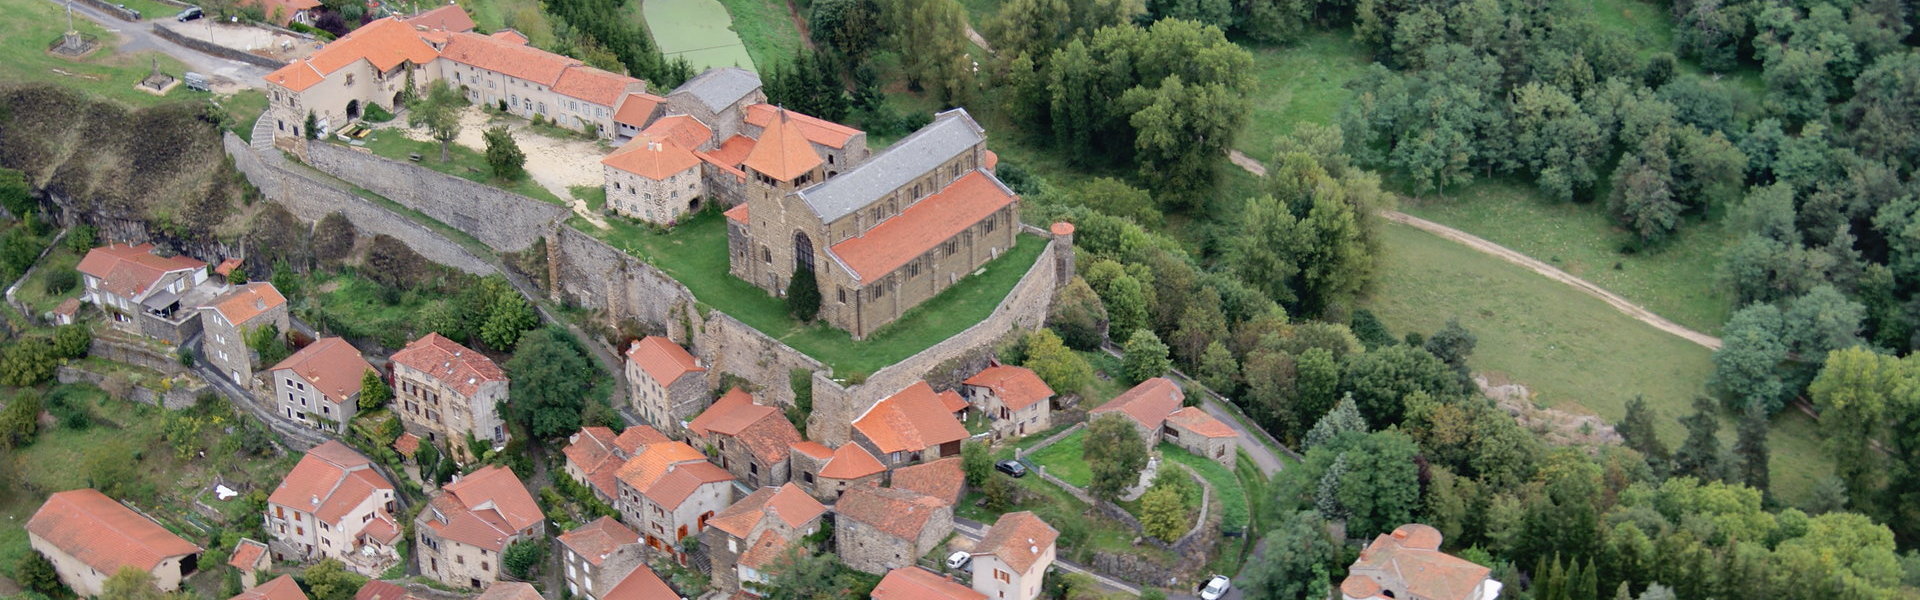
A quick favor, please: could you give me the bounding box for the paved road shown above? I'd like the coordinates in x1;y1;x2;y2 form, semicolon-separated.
47;0;272;88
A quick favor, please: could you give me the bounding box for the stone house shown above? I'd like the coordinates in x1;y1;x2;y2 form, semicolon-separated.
26;489;202;597
873;567;984;600
726;108;1018;339
623;337;709;434
265;441;402;576
562;425;670;504
390;333;510;463
416;465;544;589
739;104;869;176
1164;406;1238;467
1088;377;1185;442
268;337;375;433
554;517;641;600
612;441;736;563
75;243;212;343
787;441;884;502
231;574;310;600
888;457;964;508
610;92;665;140
199;282;289;385
686;388;803;488
700;483;826;594
969;511;1057;600
962;364;1054;441
851;381;970;469
597;560;678;600
602;135;705;225
663;67;764;143
228;539;270;590
834;484;954;575
1341;524;1503;600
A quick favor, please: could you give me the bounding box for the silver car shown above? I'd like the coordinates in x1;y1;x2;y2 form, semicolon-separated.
1200;575;1231;600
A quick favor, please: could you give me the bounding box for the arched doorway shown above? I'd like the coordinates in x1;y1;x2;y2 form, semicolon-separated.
392;91;405;108
793;232;814;272
345;99;360;120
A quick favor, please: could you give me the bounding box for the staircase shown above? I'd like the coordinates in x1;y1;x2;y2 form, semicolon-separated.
250;112;276;154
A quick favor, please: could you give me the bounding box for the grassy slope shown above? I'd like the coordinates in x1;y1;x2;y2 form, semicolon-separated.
713;0;802;73
1231;30;1373;159
1360;222;1826;506
644;0;756;72
1;0;188;107
15;245;82;317
1026;429;1090;487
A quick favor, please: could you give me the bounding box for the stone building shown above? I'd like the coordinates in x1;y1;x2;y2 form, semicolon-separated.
228;539;269;590
663;67;765;143
416;465;544;589
612;441;735;563
265;441;402;576
389;333;510;463
269;337;375;433
26;489;202;597
1164;406;1238;467
623;337;708;434
834;484;954;575
962;364;1054;441
686;388;802;488
873;567;984;600
601;135;704;225
700;483;826;594
1087;378;1239;466
231;574;310;600
1341;524;1503;600
75;243;212;343
198;283;289;385
787;441;884;502
726;108;1019;339
888;457;964;508
851;381;970;469
554;517;641;600
969;511;1057;600
562;425;669;504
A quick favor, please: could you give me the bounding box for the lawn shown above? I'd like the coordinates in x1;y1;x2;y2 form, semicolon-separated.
643;0;757;72
572;185;607;212
14;243;82;317
1026;429;1090;488
1231;30;1374;159
355;128;569;206
299;270;440;350
1399;179;1736;335
713;0;803;73
1359;221;1829;507
0;0;190;107
219;88;269;141
1159;444;1248;535
578;209;1049;375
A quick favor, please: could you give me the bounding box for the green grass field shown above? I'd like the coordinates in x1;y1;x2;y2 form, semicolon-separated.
643;0;757;72
1232;30;1373;159
14;244;82;317
1027;429;1091;487
0;0;189;107
713;0;803;73
1360;222;1828;507
1580;0;1675;59
578;209;1049;375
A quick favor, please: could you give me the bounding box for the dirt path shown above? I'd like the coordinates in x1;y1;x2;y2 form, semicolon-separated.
784;0;816;49
1223;149;1724;351
965;24;993;54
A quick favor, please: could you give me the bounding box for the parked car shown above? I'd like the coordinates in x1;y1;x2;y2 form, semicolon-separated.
174;6;202;21
945;551;972;571
183;72;209;92
995;460;1028;478
1200;575;1232;600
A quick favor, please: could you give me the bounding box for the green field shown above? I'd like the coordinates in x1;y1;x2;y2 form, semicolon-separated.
579;209;1049;375
643;0;756;72
713;0;803;73
1027;429;1091;487
0;0;189;106
356;128;569;206
1360;222;1828;507
1232;30;1373;159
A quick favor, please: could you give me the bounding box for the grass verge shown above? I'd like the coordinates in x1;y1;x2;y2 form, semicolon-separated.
0;0;189;107
714;0;802;72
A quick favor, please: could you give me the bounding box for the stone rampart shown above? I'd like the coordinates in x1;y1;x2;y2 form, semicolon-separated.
547;227;695;327
303;141;569;252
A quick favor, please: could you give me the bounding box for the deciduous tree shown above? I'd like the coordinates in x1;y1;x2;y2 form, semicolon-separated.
505;328;591;440
408;80;463;163
1121;329;1172;385
1085;413;1149;503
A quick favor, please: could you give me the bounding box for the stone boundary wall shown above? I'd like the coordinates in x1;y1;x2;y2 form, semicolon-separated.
56;366;206;409
223;132;496;275
76;0;141;21
304;141;569;252
1014;423;1084;461
90;337;189;375
150;23;288;69
699;312;822;407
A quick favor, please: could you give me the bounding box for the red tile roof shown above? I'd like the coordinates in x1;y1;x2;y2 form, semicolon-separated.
213;257;242;277
1342;524;1491;600
566;426;666;499
1089;377;1183;432
704;135;756;168
964;365;1053;412
425;465;541;551
1166;406;1237;439
827;171;1017;282
871;567;985;600
835;484;948;541
555;517;639;566
359;514;400;545
353;580;411;600
26;489;202;574
440;31;579;85
207;283;285;327
625;336;704;386
53;297;80;317
268;18;439;92
973;511;1057;574
707;483;826;539
937;389;967;414
553;66;642;107
741;108;821;182
736;531;794;570
723;203;749;223
489;30;528;45
616;441;733;509
243;0;320;26
852;382;970;455
270;337;374;405
393;432;420;457
269;441;394;524
688;389;801;464
613;92;665;127
406;4;474;32
228;538;267;570
817;442;885;480
390;333;507;398
788;440;831;460
602;136;702;180
232;575;310;600
472;581;541;600
615;426;669;452
890;457;963;507
744;104;862;149
642;115;713;152
76;243;204;298
602;564;676;600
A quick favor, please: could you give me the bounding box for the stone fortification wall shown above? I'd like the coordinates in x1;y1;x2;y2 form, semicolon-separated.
697;313;822;407
222;133;495;275
303;141;569;252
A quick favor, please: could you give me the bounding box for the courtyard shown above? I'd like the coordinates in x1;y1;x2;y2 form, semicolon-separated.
359;106;612;224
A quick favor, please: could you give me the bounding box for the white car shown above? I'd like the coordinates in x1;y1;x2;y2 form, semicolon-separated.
1200;575;1231;600
945;551;972;571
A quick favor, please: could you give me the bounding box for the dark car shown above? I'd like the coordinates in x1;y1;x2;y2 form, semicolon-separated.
995;460;1028;478
175;6;203;21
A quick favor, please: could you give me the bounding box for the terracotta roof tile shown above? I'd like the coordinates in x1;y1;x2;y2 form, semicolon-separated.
615;425;669;453
602;564;676;600
406;4;474;32
625;336;704;386
472;581;541;600
53;297;80;317
489;30;528;45
744;104;862;149
353;580;410;600
269;18;439;92
214;258;243;277
788;440;831;460
827;171;1017;282
206;283;285;327
556;517;639;566
688;389;800;464
553;66;642;106
269;441;394;524
359;513;400;545
390;333;507;398
1166;406;1237;439
393;432;421;457
424;465;541;551
232;575;310;600
1089;377;1183;432
704;135;756;168
741;108;822;181
616;442;733;509
890;457;962;507
852;382;969;455
270;338;374;405
964;365;1053;412
723;203;749;223
26;489;202;575
440;31;579;85
563;427;621;476
228;538;268;570
602;136;702;180
973;511;1057;574
735;531;794;570
937;389;967;414
835;484;947;541
243;0;319;26
871;567;984;600
642;115;713;152
817;442;885;480
708;483;826;539
76;243;205;297
612;92;665;127
1342;524;1491;600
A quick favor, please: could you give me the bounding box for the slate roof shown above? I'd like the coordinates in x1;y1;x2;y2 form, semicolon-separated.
795;108;985;223
668;67;762;113
26;489;202;575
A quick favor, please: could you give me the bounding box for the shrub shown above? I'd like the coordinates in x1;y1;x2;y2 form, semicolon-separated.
361;103;394;123
786;268;822;321
43;269;77;295
52;324;89;359
482;126;526;180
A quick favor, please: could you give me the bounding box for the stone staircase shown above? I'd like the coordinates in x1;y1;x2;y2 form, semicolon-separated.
249;112;276;154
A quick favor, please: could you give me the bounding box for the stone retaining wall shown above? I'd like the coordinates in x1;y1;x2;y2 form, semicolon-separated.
304;141;569;252
89;336;188;375
150;23;287;69
56;366;205;409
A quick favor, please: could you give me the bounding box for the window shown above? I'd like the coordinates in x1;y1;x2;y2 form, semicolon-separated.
837;287;846;303
996;570;1011;583
344;74;354;86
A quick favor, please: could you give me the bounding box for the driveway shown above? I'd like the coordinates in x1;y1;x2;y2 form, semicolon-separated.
47;0;273;89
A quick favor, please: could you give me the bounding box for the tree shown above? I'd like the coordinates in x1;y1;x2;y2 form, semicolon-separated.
1022;329;1092;396
1303;393;1367;449
1338;344;1456;427
809;0;882;61
0;338;58;387
1126;75;1248;201
502;538;545;579
1733;402;1771;498
482;126;526;180
1048;277;1108;350
756;548;855;600
505;328;592;440
1423;319;1476;391
786;267;822;321
1607;130;1682;245
1121;329;1172;385
1709;303;1789;413
15;551;63;597
357;369;391;412
86;440;141;498
408;80;463;162
1084;413;1149;503
1140;482;1188;541
961;440;991;487
300;559;365;600
304;111;319;140
1240;511;1339;600
1196;341;1239;395
101;567;165;600
877;0;974;104
0;394;40;449
479;277;538;351
1334;430;1423;538
1673;397;1723;482
1617;395;1670;468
